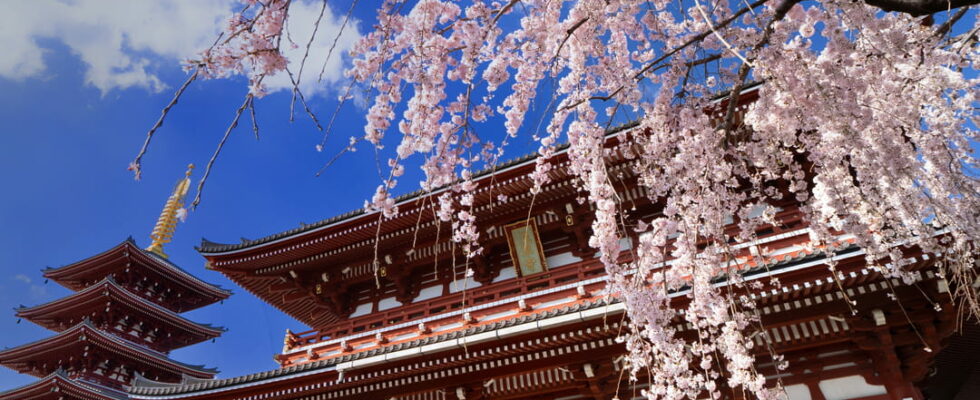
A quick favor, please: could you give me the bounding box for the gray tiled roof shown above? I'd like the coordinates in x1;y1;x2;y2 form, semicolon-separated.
128;298;616;396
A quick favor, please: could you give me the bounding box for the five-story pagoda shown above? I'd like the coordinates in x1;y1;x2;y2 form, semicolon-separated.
0;165;230;400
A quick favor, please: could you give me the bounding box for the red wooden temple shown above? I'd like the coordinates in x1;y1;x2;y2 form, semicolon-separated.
0;166;230;400
4;90;978;400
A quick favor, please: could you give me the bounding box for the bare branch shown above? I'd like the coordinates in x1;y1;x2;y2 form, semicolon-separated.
192;92;254;209
317;0;360;83
130;67;200;180
935;6;970;37
290;0;329;119
286;66;327;135
249;97;260;140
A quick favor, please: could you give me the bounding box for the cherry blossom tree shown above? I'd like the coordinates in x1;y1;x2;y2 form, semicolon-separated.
131;0;979;398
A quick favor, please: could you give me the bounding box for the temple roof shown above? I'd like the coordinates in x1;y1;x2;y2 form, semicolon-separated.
43;239;230;311
193;83;766;257
194;123;650;327
0;370;128;400
16;277;224;349
196;121;641;256
0;320;218;380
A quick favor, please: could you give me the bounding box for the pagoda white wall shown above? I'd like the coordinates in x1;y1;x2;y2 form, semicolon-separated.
414;285;443;302
818;375;887;400
781;384;811;400
349;302;372;318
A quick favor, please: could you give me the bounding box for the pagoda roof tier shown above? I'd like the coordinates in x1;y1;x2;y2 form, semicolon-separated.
0;320;218;382
16;277;225;352
43;240;230;312
0;370;128;400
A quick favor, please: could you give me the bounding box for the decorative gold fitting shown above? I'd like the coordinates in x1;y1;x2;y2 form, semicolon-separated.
145;164;194;258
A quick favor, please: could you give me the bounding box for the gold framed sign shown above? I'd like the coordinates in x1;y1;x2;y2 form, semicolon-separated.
504;219;548;277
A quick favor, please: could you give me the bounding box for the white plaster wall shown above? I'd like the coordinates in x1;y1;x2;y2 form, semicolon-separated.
377;296;400;311
492;266;517;283
349;302;372;318
781;384;812;400
545;252;582;269
414;285;443;302
818;375;887;400
448;276;479;293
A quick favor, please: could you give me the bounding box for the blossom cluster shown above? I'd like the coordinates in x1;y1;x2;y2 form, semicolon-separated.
193;0;290;97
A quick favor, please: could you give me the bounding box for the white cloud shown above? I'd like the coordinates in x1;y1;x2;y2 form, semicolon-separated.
11;274;47;299
262;0;361;96
0;0;359;96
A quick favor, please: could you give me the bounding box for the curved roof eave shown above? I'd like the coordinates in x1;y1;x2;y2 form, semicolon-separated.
197;121;640;256
0;320;219;377
43;239;231;301
16;277;225;337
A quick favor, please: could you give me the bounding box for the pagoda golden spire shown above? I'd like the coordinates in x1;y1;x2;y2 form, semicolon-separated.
146;164;194;258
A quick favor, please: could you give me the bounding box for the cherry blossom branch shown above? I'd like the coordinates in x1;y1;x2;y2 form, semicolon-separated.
722;0;801;138
313;79;356;156
560;0;771;111
694;0;752;66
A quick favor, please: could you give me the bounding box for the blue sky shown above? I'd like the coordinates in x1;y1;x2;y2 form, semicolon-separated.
0;0;391;389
